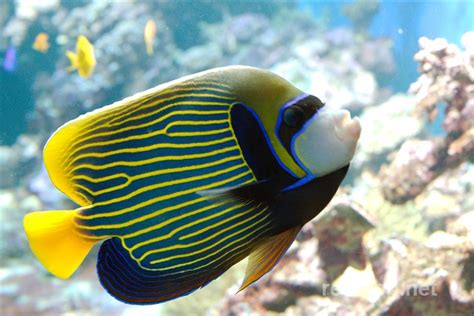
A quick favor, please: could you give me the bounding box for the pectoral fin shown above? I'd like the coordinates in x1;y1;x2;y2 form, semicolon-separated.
197;178;277;206
239;225;301;291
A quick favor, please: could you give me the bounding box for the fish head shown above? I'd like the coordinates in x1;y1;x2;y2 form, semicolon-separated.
281;96;361;177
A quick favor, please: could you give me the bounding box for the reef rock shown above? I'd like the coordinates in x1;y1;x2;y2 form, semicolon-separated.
369;229;474;315
353;94;424;172
381;33;474;204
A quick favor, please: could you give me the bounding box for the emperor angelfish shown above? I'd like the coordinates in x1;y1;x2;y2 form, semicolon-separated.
23;66;361;304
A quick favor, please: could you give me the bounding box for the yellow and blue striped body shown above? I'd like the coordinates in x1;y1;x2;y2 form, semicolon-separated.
47;77;282;303
24;66;350;304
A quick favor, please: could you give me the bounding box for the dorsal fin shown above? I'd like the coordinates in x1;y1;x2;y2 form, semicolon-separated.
44;115;95;206
239;225;301;291
43;76;234;207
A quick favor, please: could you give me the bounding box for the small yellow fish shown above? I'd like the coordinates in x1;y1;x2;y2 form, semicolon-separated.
32;32;50;53
66;35;96;78
144;19;157;56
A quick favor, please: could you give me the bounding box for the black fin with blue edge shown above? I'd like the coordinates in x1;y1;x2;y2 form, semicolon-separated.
198;178;279;206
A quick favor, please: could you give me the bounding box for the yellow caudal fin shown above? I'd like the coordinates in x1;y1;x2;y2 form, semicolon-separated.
23;210;97;279
66;50;78;71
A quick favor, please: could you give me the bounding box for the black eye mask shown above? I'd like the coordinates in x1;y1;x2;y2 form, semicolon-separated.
278;95;325;154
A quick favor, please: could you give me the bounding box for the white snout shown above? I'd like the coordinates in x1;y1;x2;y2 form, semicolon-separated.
332;109;361;148
292;107;361;176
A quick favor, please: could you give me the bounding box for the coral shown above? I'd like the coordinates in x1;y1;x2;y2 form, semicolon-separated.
380;33;474;204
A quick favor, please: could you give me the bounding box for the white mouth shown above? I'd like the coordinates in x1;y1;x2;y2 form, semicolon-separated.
333;110;361;142
292;107;362;177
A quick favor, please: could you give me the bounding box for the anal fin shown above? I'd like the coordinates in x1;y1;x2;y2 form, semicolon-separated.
239;225;301;291
97;238;236;304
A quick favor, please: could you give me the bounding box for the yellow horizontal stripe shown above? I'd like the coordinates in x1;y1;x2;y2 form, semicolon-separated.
163;119;228;134
179;203;261;241
72;172;130;183
122;200;233;240
107;84;233;127
126;200;234;251
69;145;239;173
147;214;271;270
73;155;242;197
138;205;267;260
73;86;233;138
64;109;229;163
167;128;229;137
76;191;91;205
74;197;206;234
74;197;206;238
108;93;233;128
147;211;271;264
63;104;230;169
66;136;235;171
76;167;252;219
128;200;253;251
63;86;233;157
133;225;260;273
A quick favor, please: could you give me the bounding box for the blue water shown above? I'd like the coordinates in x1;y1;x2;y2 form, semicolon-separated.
301;0;474;92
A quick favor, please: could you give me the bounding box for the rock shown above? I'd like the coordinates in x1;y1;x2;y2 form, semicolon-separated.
425;231;465;249
331;263;384;303
353;94;424;171
382;33;474;203
369;236;474;315
351;171;431;244
315;198;375;281
286;295;370;316
448;211;474;241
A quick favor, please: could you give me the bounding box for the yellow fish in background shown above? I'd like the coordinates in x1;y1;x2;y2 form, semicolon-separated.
32;32;50;53
66;35;96;78
144;19;157;56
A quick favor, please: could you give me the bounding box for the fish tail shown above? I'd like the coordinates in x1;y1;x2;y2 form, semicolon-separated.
146;42;153;56
66;50;77;71
23;210;96;279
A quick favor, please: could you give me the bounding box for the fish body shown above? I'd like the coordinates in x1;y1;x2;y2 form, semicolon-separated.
33;32;50;53
23;66;361;304
2;46;16;72
66;35;96;78
144;19;157;56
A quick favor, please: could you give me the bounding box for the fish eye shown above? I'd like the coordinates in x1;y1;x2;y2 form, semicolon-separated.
283;106;305;128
